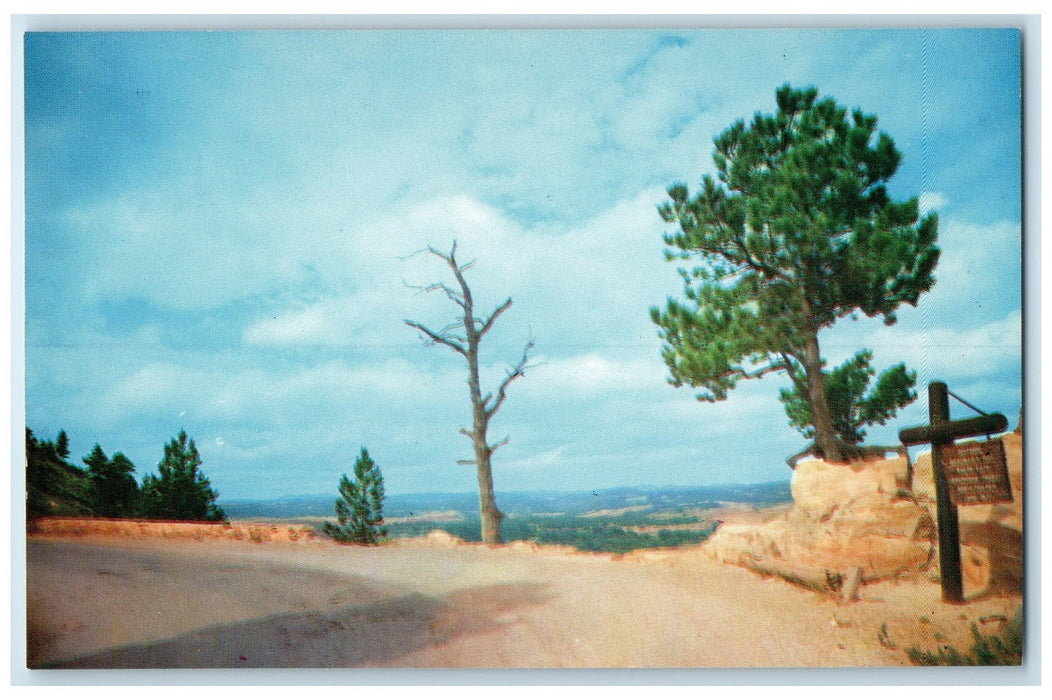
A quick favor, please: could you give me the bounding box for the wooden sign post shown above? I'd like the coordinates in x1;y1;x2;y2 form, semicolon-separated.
899;382;1008;604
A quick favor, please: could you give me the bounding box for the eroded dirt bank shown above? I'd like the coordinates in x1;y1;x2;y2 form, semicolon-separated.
25;533;1021;669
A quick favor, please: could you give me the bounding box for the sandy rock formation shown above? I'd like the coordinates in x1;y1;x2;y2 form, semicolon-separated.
703;429;1024;598
703;454;935;587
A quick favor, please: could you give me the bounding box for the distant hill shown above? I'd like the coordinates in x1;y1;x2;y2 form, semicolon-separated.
221;482;792;521
220;482;792;554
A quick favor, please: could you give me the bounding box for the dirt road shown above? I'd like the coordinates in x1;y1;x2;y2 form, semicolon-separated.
25;535;1021;669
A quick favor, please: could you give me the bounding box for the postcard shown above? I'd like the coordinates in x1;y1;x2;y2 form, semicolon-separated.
18;20;1029;678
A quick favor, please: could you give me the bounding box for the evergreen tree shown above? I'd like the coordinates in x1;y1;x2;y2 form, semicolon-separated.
82;443;110;510
82;444;108;475
83;444;140;518
652;84;939;463
779;349;917;446
107;454;140;516
323;447;387;545
140;430;225;522
55;430;70;460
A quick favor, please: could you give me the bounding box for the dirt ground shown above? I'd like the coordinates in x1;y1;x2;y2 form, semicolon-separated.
23;530;1023;670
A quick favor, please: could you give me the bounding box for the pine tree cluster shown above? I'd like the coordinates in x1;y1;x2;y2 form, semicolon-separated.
26;428;225;523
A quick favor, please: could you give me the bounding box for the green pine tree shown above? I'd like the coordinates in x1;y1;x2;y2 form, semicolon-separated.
84;444;141;518
83;444;111;514
140;430;225;522
324;447;387;545
652;84;939;463
55;430;70;460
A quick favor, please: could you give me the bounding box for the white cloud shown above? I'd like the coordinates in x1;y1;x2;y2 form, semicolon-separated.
821;214;1022;380
399;187;679;349
926;218;1021;313
244;304;336;345
865;310;1022;381
235;186;678;351
102;363;214;421
62;188;345;311
525;353;668;395
242;296;390;348
920;191;948;215
93;357;459;429
506;445;570;471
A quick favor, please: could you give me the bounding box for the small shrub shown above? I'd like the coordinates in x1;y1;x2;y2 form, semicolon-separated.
878;623;897;650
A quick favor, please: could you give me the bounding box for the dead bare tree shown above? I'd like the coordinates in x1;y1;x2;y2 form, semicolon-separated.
404;242;533;545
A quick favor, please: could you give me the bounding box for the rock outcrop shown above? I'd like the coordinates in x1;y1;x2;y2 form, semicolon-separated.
703;454;935;587
703;430;1023;598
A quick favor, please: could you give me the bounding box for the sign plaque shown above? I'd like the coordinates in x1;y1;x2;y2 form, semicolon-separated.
899;381;1010;603
941;438;1012;506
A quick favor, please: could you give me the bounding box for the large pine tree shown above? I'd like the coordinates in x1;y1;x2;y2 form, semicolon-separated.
652;84;939;463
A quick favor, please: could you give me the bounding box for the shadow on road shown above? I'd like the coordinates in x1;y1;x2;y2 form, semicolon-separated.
40;581;552;668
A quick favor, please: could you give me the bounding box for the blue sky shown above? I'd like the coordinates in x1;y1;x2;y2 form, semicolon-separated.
22;28;1024;501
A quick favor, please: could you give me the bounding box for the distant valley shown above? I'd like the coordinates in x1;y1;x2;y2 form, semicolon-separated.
221;482;792;554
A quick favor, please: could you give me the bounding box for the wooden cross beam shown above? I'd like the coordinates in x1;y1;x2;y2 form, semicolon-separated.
898;381;1008;604
900;413;1008;446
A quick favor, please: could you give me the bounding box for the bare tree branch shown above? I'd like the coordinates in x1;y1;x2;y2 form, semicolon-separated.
403;244;470;309
406;242;458;265
402;280;466;315
436;321;467;342
479;298;513;338
404;319;467;356
484;338;535;419
447;257;475;327
488;436;510;454
398;246;432;263
421;281;467;309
